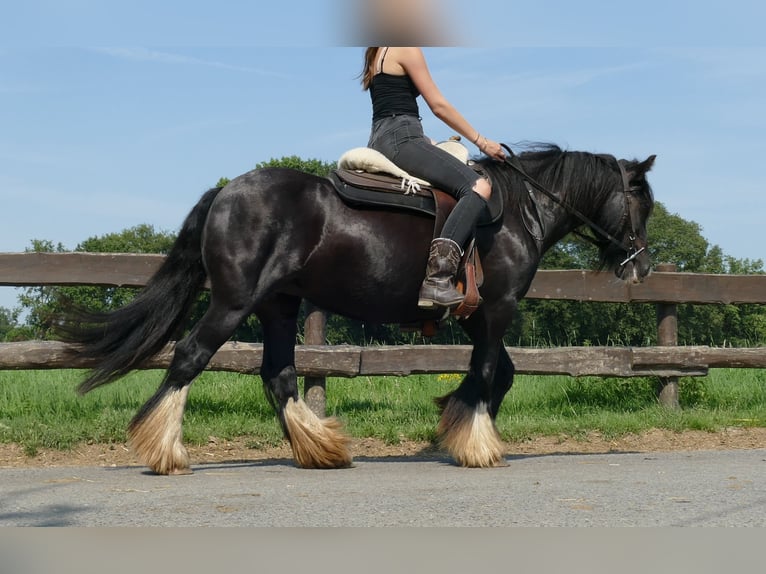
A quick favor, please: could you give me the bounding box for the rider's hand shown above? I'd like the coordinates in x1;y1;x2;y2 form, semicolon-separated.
479;137;506;161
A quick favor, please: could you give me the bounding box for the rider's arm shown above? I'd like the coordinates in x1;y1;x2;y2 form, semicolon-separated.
396;47;505;160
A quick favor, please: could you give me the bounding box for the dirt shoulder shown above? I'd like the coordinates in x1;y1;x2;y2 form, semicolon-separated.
1;427;765;468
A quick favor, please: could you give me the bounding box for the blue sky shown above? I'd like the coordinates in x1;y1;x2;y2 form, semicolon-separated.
1;1;765;312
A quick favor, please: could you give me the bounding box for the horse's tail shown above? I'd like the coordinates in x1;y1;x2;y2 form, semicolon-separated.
63;186;223;395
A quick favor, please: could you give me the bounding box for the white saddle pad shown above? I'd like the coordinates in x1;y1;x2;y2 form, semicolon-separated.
338;140;470;188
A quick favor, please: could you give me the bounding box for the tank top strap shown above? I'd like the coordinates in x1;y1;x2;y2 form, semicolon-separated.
376;47;390;74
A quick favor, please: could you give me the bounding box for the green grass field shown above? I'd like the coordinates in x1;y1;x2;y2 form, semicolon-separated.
1;368;764;456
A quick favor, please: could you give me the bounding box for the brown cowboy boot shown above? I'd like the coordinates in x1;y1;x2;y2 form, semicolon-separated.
417;238;465;309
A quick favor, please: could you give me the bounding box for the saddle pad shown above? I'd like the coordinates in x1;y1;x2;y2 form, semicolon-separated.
337;140;471;187
338;148;430;186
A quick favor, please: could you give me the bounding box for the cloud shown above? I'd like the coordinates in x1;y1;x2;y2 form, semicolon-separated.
91;47;290;79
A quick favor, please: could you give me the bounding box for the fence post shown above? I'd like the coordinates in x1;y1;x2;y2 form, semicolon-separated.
303;304;327;417
655;263;680;408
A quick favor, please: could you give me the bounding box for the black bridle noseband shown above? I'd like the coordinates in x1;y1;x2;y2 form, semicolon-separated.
499;144;645;270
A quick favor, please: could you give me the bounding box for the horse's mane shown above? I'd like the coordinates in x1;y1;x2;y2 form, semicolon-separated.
477;143;618;206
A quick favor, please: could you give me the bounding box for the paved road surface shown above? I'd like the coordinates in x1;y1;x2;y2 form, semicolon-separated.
1;449;764;526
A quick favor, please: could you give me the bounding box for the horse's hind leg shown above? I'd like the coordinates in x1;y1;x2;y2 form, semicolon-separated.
128;300;251;475
257;295;352;469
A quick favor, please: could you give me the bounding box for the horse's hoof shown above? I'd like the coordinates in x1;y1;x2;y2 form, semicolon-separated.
438;399;505;468
284;398;352;469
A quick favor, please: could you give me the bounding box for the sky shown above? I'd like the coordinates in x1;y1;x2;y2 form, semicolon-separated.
1;0;765;313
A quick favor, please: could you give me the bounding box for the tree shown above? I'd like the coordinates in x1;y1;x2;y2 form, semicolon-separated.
255;156;336;177
647;204;765;346
0;307;11;337
510;201;766;347
19;226;176;339
0;306;34;342
0;307;22;341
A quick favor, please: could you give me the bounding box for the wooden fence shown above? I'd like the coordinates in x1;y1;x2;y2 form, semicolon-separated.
2;252;766;412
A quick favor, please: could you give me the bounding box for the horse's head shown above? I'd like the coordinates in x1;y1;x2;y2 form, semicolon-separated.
596;155;656;283
484;145;656;284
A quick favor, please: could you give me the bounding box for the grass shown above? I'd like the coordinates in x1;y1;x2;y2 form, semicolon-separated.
0;368;764;456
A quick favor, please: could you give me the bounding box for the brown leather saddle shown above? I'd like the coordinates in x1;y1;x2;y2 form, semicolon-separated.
328;160;504;329
328;168;503;226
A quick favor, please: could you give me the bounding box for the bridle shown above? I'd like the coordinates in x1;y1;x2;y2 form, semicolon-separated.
499;144;645;270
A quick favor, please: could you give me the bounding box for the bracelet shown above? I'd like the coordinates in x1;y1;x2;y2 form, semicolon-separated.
472;132;481;145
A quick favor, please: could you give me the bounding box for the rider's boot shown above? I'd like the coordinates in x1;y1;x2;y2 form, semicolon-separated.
417;188;489;310
417;238;465;309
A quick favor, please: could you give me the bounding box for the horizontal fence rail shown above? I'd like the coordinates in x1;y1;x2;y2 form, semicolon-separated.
2;252;765;411
2;252;766;304
3;341;766;378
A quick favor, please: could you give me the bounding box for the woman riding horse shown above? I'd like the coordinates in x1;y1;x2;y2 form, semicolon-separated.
363;47;506;309
61;47;655;474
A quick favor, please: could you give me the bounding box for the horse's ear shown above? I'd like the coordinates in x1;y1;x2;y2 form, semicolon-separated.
638;155;656;174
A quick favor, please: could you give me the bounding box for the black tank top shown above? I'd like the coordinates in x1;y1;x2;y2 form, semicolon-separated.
370;74;420;121
369;49;420;121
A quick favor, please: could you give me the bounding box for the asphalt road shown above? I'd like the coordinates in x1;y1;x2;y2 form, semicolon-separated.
1;449;764;526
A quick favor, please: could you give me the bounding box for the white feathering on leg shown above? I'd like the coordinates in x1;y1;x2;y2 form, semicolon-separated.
283;397;352;469
438;400;504;468
129;386;191;475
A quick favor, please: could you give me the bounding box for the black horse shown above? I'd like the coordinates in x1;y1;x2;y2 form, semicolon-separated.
64;145;655;474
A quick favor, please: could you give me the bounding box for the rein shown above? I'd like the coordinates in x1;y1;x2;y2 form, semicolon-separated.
499;143;645;269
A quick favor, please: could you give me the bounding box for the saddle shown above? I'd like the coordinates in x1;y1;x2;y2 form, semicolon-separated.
329;140;504;329
330;142;503;225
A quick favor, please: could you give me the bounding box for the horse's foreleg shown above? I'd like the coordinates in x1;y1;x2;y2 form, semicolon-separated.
436;376;504;468
437;345;516;468
129;303;250;475
490;345;515;419
259;296;352;469
436;324;505;468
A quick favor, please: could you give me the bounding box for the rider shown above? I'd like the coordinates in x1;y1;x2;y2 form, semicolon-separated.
362;47;506;310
